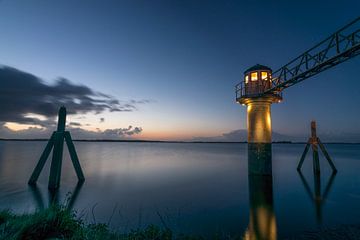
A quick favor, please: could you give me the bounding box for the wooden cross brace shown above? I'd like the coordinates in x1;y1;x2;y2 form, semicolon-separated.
297;121;337;175
28;107;85;189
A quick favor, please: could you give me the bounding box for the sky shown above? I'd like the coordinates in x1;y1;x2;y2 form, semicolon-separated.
0;0;359;141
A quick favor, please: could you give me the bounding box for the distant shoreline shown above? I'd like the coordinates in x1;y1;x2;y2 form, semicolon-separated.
0;139;359;144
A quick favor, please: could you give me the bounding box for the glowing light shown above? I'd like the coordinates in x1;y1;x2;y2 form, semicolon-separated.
245;75;249;84
251;72;258;81
266;112;271;129
261;71;268;80
4;122;43;131
5;113;48;130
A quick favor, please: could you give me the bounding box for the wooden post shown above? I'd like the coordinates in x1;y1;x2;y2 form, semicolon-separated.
28;106;85;189
312;144;320;175
311;121;321;175
318;138;337;173
48;132;65;189
297;121;336;174
297;139;311;171
65;131;85;181
28;132;55;184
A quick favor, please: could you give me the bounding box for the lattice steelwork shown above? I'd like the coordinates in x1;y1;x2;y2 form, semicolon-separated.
236;17;360;100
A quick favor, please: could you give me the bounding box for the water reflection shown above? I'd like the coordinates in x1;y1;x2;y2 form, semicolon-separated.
28;184;45;210
1;142;359;237
245;174;277;240
245;143;277;240
298;171;337;225
29;181;84;209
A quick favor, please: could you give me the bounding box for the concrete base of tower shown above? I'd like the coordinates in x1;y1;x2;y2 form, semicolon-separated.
248;143;272;175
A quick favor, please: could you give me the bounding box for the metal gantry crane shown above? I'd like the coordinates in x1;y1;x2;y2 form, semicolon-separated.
237;18;359;239
235;17;360;176
236;16;360;99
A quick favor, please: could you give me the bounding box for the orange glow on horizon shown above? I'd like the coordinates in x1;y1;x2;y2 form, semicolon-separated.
138;129;223;141
4;122;43;131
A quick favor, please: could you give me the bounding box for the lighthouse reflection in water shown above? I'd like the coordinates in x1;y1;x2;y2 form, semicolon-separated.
244;143;277;240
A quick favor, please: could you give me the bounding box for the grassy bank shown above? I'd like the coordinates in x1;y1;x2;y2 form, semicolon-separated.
0;205;204;240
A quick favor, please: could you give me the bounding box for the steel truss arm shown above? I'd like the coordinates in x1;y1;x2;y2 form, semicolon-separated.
266;17;360;94
235;17;360;99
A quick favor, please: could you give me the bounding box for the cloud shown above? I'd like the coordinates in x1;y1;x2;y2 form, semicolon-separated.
192;129;360;143
102;126;142;137
65;125;143;139
192;129;294;142
69;122;82;127
0;124;143;140
100;118;105;123
0;66;151;127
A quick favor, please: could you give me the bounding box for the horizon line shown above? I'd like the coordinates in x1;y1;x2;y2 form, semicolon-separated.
1;138;360;144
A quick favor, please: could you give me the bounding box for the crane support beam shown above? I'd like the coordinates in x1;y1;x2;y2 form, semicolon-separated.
268;17;360;93
235;17;360;98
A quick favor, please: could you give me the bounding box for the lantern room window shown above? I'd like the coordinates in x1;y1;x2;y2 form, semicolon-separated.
245;75;249;84
261;71;268;80
251;72;258;81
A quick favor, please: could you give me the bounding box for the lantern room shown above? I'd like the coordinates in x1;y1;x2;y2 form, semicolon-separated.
244;64;272;96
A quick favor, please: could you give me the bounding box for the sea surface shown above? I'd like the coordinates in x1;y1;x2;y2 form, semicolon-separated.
0;141;359;238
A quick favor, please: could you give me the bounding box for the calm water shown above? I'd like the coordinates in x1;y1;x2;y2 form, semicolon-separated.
0;141;360;238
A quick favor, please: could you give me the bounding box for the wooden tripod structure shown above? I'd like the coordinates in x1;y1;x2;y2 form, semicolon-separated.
297;121;337;175
28;107;85;189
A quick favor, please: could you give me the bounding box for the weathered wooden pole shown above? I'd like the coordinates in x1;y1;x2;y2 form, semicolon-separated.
297;139;311;171
28;133;55;183
64;131;85;181
48;107;66;189
318;138;337;173
297;122;337;225
311;121;321;175
297;121;337;174
28;106;85;189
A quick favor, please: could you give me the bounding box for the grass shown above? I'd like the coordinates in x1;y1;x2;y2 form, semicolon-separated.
0;205;207;240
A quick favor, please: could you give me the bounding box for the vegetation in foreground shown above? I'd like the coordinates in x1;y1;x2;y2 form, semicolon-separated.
0;205;206;240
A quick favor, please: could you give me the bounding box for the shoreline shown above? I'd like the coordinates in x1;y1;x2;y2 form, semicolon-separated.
1;206;360;240
1;139;360;144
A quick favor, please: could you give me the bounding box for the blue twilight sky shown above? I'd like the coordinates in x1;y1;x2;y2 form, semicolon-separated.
0;0;359;141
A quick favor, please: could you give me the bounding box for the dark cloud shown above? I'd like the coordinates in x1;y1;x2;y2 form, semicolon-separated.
65;125;143;139
100;117;105;123
102;126;142;137
0;123;143;140
0;66;151;127
69;122;82;127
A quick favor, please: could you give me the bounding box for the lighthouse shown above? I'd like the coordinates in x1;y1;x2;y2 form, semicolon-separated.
236;64;282;175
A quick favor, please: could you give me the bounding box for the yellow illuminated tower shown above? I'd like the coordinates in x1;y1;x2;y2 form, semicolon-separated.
236;64;282;175
238;65;279;239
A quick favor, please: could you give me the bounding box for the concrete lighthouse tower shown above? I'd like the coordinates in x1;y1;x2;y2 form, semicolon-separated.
236;64;282;175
